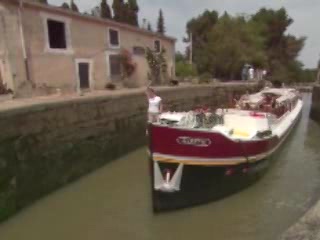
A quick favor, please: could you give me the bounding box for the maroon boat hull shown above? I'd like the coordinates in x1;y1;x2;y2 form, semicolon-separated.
149;110;302;212
150;125;278;163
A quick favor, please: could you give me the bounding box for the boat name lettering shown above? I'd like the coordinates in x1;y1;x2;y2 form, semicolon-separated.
176;136;212;147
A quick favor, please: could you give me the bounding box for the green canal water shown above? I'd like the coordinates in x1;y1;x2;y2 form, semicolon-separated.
0;94;320;240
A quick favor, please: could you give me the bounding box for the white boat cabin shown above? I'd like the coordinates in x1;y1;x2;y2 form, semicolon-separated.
158;88;302;141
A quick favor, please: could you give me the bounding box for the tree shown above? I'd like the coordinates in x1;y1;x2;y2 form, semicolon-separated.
112;0;125;22
205;15;267;80
127;0;139;26
70;0;79;12
147;22;152;31
185;10;219;73
91;6;101;17
184;8;306;82
100;0;112;19
175;52;198;78
61;2;70;9
251;8;299;69
157;9;165;34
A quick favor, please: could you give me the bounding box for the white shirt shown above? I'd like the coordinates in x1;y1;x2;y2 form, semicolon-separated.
249;68;254;79
148;96;162;113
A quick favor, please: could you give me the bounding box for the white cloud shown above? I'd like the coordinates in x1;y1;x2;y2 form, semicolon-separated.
48;0;320;68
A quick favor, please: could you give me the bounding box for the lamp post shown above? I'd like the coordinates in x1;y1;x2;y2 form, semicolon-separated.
189;32;193;65
18;0;30;82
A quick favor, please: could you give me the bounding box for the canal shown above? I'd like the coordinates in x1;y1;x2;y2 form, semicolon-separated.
0;94;319;240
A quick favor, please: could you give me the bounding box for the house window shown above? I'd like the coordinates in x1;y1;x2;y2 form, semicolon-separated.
109;29;120;48
47;19;67;49
41;13;73;54
109;54;122;77
133;46;145;55
154;40;161;53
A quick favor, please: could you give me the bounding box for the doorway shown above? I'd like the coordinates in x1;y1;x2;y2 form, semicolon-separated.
76;59;93;91
0;62;3;84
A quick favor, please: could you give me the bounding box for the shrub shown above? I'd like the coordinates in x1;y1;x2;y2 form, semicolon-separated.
146;47;168;84
199;72;212;84
120;49;137;78
176;62;198;78
105;83;116;90
169;79;179;86
272;80;282;88
0;81;13;95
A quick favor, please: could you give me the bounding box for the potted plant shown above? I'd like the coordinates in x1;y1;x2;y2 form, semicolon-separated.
105;83;116;90
0;81;13;102
120;49;137;88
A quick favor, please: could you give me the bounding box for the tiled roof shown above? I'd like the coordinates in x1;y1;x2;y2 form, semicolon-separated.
8;0;177;42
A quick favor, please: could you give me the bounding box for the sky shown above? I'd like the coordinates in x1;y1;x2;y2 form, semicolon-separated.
49;0;320;69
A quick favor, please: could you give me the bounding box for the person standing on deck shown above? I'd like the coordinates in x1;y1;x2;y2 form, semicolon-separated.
146;87;163;123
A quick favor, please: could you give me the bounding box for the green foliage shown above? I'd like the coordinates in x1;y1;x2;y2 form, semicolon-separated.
176;62;198;78
251;8;305;73
100;0;112;19
175;52;185;62
199;72;212;84
186;8;307;83
157;9;165;34
70;0;79;12
175;52;198;79
61;2;70;9
269;61;316;83
112;0;125;22
127;0;139;26
185;10;218;72
300;69;317;83
112;0;139;26
207;15;268;80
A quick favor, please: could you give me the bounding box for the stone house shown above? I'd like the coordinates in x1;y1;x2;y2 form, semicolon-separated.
0;0;176;97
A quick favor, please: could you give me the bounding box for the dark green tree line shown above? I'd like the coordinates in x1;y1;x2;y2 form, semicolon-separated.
112;0;139;26
61;2;70;9
157;9;165;34
100;0;112;19
70;0;79;12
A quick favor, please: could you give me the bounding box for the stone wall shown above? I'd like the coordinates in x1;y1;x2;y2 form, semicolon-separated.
280;199;320;240
0;82;261;222
311;85;320;122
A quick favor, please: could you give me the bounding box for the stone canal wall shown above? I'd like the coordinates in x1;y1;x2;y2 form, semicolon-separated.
0;82;261;222
311;84;320;122
280;200;320;240
279;84;320;240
